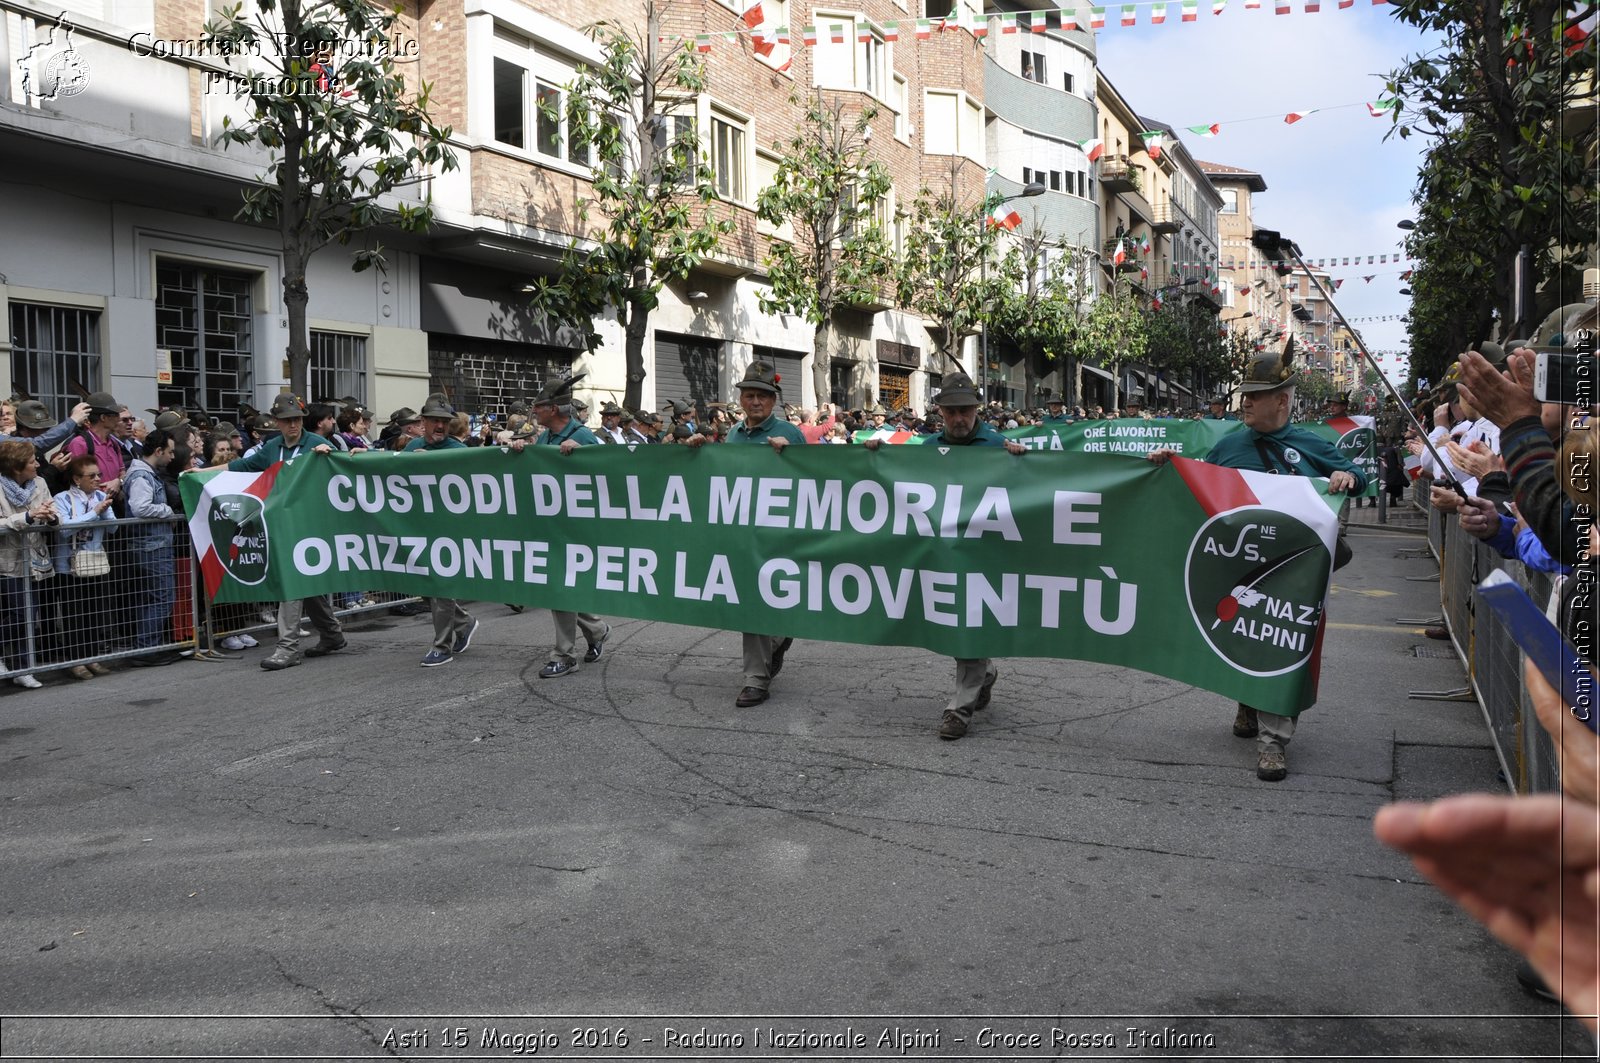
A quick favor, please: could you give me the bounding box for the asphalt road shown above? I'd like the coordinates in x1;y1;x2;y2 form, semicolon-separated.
1;519;1590;1061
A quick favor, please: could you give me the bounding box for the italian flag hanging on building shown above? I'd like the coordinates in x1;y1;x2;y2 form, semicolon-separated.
1081;137;1105;161
1141;131;1165;159
1090;6;1107;26
1182;0;1199;19
1121;4;1138;23
1113;239;1128;266
1151;3;1168;21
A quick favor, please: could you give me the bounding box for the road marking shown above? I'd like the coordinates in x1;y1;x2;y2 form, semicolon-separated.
1330;585;1399;598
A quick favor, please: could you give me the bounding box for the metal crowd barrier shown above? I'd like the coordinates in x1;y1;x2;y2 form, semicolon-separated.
1417;484;1560;795
0;516;197;682
0;515;426;683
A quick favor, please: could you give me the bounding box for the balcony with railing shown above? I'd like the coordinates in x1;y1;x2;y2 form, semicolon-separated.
1102;238;1142;273
1150;203;1183;234
1098;155;1140;194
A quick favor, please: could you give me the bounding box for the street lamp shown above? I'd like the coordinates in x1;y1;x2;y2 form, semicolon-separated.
1396;219;1416;230
980;181;1046;402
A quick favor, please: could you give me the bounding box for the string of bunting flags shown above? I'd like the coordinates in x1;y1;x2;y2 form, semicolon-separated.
683;0;1395;62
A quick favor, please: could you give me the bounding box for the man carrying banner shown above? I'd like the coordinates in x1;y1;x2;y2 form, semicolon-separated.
865;371;1027;739
689;362;807;707
404;395;491;667
209;393;347;671
1147;344;1364;781
1205;395;1237;421
1043;397;1073;425
530;374;612;678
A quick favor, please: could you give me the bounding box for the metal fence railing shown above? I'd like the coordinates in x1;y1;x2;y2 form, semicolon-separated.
0;515;425;682
1416;483;1560;795
0;516;198;682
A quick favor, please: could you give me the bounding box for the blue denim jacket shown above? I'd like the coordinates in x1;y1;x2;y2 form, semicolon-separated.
52;487;114;574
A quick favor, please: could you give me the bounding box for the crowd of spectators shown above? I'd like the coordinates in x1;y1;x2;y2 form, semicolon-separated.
1374;301;1597;1030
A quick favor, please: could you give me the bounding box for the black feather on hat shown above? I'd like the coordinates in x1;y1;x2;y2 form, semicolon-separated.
531;371;586;407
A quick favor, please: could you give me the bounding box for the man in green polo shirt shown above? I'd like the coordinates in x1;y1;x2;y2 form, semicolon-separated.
688;361;807;707
1147;343;1364;782
865;372;1025;738
530;373;613;678
208;393;344;671
1042;397;1074;425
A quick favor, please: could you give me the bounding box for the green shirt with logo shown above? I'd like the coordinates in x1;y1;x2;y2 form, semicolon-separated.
727;416;806;446
227;431;332;472
1207;423;1367;492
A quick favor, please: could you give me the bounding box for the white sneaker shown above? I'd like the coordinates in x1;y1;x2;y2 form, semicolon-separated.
13;674;42;689
237;633;259;648
220;635;246;651
259;609;276;625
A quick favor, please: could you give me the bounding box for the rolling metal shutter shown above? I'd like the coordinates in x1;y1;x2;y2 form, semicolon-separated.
653;332;723;410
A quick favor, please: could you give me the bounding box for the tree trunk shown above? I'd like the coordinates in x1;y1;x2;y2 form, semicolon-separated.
284;256;311;400
623;299;648;413
812;317;831;408
1023;348;1037;410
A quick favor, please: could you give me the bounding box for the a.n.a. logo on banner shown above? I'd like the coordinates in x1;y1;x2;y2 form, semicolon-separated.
207;494;270;586
1335;424;1378;482
1183;508;1330;677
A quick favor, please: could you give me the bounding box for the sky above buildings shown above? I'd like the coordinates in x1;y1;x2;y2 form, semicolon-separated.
1096;3;1446;386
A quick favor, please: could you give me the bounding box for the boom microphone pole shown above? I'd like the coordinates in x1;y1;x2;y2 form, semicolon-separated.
1250;228;1465;498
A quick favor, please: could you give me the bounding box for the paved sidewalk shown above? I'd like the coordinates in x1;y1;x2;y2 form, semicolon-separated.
0;529;1589;1060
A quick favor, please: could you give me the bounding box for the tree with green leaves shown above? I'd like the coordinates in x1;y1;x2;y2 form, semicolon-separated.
988;230;1087;408
1398;146;1500;386
528;3;733;413
894;165;1002;374
1144;299;1236;404
756;92;892;406
204;0;456;400
1066;272;1146;411
1384;0;1596;337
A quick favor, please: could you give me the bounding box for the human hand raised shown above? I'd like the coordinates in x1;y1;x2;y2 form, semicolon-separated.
1459;349;1541;430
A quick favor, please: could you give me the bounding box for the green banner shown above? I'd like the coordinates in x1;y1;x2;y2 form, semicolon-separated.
855;416;1379;495
183;447;1343;715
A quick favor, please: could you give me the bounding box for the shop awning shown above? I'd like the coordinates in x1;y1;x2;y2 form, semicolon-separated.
1081;364;1113;382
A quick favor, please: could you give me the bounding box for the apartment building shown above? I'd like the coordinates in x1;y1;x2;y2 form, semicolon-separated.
1090;72;1220;410
980;0;1097;406
1;0;987;422
1200;158;1274;344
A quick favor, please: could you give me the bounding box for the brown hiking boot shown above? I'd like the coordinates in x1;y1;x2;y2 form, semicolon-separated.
1257;742;1288;782
1233;704;1259;738
938;710;969;740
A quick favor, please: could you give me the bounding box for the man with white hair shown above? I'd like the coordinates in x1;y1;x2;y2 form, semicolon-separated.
1147;342;1365;782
